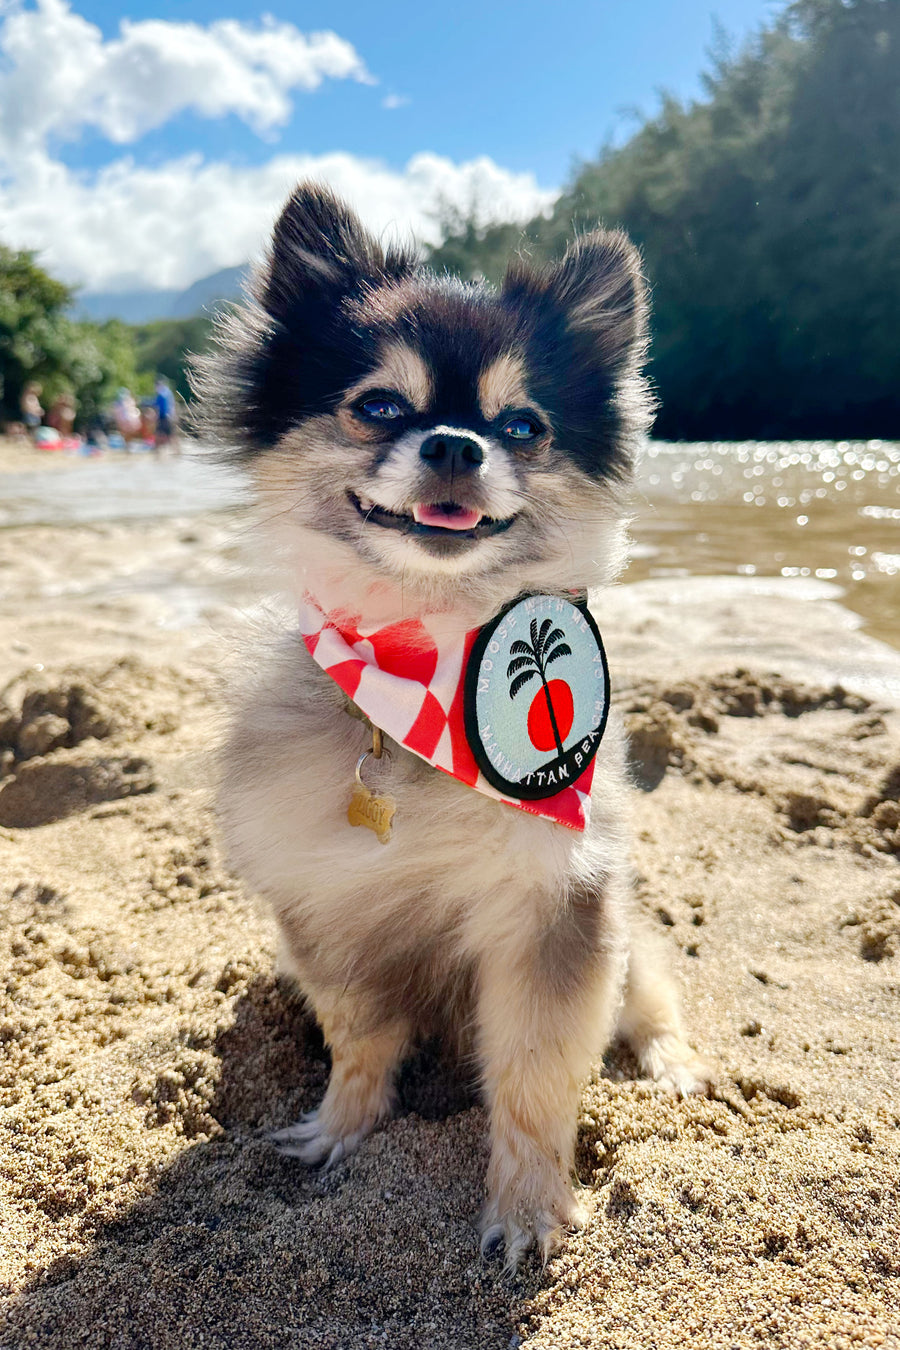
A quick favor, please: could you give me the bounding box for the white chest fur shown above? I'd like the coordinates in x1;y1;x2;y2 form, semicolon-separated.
219;633;630;982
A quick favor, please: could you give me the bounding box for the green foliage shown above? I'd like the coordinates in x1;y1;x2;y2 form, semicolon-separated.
428;0;900;439
0;246;142;427
131;316;214;404
0;244;217;429
428;203;544;283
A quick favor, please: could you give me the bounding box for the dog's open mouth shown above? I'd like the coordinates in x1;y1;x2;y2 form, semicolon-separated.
349;492;516;540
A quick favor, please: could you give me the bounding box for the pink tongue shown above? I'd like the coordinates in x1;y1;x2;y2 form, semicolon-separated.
413;503;483;531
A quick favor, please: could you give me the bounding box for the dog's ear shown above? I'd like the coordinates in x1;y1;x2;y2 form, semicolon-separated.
261;182;413;321
503;230;648;371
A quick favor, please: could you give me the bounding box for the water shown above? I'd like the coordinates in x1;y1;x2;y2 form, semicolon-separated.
1;439;898;649
629;440;900;650
0;453;245;528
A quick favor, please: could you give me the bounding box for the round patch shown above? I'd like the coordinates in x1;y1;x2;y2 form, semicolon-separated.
464;594;610;800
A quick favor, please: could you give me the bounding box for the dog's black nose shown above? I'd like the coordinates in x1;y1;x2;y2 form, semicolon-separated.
419;432;485;479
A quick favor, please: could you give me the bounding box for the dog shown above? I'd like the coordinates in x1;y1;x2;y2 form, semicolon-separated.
199;183;710;1269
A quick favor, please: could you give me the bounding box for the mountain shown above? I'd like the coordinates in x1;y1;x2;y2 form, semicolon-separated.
75;287;181;324
75;264;247;325
168;265;246;318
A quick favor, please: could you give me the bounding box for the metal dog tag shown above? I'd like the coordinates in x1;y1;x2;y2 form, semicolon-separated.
347;732;395;844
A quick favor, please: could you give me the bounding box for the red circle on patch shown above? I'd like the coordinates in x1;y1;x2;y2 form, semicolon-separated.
527;680;574;751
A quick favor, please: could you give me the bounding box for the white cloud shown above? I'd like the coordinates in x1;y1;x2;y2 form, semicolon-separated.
0;148;557;291
0;0;372;154
382;94;411;110
0;2;558;294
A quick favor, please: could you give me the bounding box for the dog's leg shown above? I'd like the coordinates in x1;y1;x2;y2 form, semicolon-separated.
476;887;626;1270
616;926;712;1095
271;988;409;1167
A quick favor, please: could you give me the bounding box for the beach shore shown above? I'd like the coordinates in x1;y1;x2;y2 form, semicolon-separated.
1;447;898;1348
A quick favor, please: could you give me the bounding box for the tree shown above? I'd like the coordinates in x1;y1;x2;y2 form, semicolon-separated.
427;201;543;284
507;619;572;757
0;247;142;427
428;0;900;440
132;315;214;404
0;246;71;420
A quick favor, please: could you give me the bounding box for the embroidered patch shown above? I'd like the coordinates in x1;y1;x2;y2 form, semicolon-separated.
464;595;609;801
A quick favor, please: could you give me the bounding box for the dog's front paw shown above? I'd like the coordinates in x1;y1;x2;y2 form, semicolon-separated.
269;1109;373;1169
642;1031;714;1096
479;1178;586;1272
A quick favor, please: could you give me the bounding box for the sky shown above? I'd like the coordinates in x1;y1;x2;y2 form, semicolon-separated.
0;0;781;295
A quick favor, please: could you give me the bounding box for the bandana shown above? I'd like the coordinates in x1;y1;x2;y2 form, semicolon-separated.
299;591;610;832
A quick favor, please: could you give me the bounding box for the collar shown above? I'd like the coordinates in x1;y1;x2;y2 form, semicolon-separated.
298;590;610;832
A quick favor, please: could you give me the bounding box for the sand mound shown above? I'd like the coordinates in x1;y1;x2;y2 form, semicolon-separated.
1;650;899;1348
0;659;209;828
0;658;200;761
623;669;900;857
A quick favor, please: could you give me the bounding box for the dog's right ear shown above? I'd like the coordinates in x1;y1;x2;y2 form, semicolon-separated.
261;183;412;322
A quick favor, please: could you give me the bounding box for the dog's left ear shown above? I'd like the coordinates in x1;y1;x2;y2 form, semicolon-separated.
503;230;648;371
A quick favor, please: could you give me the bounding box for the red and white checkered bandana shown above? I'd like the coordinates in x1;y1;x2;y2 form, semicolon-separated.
299;591;604;831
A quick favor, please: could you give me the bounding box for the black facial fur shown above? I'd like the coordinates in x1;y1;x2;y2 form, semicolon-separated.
199;183;653;481
501;237;651;480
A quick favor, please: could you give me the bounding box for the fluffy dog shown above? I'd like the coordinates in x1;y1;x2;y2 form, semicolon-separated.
200;183;710;1268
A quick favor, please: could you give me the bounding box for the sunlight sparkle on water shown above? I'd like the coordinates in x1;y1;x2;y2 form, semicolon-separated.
635;439;900;648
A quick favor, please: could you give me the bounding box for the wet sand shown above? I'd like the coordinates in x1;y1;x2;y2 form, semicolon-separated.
1;443;899;1348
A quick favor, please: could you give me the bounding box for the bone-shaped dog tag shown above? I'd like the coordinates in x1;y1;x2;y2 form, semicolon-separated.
347;781;396;844
347;738;395;844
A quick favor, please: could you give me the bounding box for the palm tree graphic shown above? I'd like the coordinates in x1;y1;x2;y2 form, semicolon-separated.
506;617;572;757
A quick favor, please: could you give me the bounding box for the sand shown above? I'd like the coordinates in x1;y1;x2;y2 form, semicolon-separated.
1;451;898;1348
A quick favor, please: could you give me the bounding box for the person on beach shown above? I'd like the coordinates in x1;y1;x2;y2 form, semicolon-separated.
113;388;142;442
20;383;43;439
47;392;77;436
139;402;158;443
153;377;178;454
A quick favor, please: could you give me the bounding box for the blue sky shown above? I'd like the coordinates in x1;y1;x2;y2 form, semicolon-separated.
0;0;781;292
62;0;781;182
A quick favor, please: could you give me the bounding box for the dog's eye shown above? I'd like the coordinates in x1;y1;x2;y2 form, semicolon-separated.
358;397;403;421
502;416;541;441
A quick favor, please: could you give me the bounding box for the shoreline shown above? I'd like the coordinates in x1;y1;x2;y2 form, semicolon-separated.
5;431;899;653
